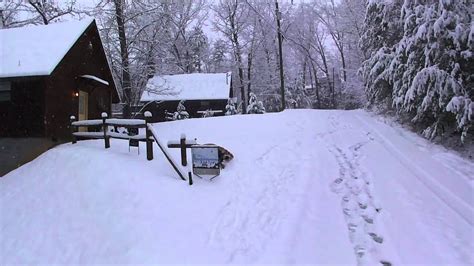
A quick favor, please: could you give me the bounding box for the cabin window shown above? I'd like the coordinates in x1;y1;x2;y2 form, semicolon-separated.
0;81;11;102
88;41;93;51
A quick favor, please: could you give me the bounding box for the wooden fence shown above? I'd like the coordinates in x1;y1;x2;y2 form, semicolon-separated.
70;112;186;180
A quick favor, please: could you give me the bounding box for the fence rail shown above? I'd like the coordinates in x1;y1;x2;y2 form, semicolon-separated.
70;112;186;181
70;112;152;155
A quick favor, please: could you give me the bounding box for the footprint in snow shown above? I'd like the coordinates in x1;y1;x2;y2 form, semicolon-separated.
330;178;344;193
354;245;366;258
369;232;384;244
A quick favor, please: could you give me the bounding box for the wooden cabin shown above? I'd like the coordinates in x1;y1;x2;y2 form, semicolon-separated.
140;73;233;122
0;18;119;141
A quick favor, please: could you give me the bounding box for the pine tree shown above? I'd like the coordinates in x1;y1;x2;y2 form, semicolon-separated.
247;93;266;114
359;0;403;106
225;98;238;115
210;39;229;73
397;0;473;140
360;0;473;141
188;26;209;73
173;100;189;120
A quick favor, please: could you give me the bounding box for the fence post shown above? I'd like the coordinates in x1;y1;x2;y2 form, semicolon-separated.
180;134;187;166
188;171;193;186
102;112;110;149
145;111;153;160
70;115;76;144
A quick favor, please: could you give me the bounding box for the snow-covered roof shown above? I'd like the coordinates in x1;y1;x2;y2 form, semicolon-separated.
141;72;232;102
0;18;94;78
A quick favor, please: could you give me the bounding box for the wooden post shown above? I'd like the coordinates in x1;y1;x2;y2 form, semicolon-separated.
188;171;193;186
70;115;76;144
102;112;110;149
145;111;153;160
180;134;187;166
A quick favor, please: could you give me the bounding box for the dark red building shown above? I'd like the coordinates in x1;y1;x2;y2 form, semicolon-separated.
0;18;119;140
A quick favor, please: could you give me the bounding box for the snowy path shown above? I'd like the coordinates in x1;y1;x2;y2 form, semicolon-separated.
318;111;473;265
1;110;473;264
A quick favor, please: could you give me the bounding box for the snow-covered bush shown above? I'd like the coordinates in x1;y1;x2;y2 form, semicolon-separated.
225;98;237;115
173;100;189;120
360;0;473;141
247;92;266;114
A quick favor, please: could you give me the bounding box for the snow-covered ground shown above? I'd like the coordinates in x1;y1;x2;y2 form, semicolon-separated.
1;110;473;265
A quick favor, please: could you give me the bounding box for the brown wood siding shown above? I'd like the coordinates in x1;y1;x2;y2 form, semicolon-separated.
0;77;46;137
44;22;115;140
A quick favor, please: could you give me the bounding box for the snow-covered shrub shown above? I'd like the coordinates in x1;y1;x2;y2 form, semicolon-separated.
225;98;237;115
247;92;266;114
173;100;189;120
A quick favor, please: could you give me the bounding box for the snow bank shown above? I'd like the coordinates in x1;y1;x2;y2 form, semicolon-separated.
1;110;472;265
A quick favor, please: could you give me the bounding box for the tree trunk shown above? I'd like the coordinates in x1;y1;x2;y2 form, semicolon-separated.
310;63;320;109
247;51;252;100
275;0;286;111
229;11;246;113
340;46;347;82
0;10;4;28
332;67;336;108
302;58;307;87
113;0;132;118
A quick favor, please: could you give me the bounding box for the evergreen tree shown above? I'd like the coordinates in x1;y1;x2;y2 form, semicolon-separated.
247;93;266;114
396;0;473;141
188;26;209;73
225;98;238;115
173;100;189;120
210;39;229;73
360;0;473;141
359;0;403;106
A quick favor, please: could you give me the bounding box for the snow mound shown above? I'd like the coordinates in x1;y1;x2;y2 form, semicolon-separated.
1;110;472;264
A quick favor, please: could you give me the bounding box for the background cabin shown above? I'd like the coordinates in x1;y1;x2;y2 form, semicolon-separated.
139;72;233;122
0;18;119;140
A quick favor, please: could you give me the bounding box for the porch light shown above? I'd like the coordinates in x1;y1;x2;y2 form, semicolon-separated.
74;92;79;97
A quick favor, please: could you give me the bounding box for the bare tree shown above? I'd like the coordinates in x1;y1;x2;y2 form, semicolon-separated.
0;0;81;28
27;0;77;25
112;0;132;118
274;0;286;110
213;0;249;113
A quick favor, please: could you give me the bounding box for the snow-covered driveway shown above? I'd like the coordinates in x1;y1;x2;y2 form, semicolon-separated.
1;110;472;265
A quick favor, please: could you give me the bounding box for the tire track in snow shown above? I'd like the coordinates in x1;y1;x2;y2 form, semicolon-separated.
327;137;393;265
353;113;474;226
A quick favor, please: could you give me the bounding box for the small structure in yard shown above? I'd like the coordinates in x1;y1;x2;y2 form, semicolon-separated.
139;72;233;122
0;18;119;141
